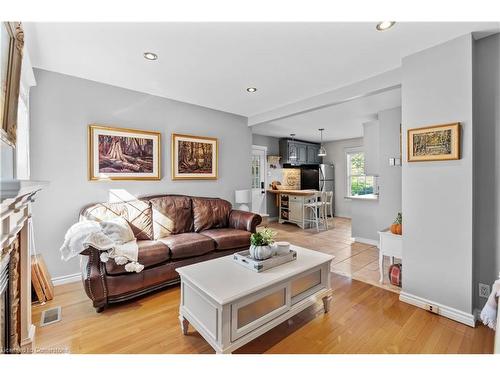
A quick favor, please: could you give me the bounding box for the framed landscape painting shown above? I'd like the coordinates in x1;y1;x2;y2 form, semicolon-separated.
407;122;461;162
171;133;218;180
88;125;161;180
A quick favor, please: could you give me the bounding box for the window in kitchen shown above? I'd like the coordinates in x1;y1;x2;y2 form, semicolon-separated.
346;151;374;196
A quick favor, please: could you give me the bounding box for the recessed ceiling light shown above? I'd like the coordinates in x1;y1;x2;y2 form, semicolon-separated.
143;52;158;61
246;87;257;93
376;21;396;31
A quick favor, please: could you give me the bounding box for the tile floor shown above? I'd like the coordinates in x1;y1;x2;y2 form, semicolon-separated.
263;217;402;293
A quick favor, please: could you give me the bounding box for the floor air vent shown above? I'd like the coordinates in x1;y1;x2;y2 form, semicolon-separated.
40;306;62;327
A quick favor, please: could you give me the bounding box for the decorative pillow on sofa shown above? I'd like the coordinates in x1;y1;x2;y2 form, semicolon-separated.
100;216;135;244
150;195;194;239
192;197;232;232
81;200;153;240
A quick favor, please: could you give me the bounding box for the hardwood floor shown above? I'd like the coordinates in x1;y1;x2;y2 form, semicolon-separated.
32;273;494;354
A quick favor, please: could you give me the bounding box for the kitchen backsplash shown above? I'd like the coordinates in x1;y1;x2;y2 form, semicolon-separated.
282;168;301;189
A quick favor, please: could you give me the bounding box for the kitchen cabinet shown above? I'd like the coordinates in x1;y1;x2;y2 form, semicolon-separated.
307;145;321;164
279;139;321;165
277;193;315;229
297;143;307;164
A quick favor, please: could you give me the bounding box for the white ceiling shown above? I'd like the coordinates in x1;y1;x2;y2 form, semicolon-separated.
252;87;401;142
24;22;499;118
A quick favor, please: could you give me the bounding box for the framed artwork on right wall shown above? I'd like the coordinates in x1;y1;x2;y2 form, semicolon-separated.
407;122;461;162
171;133;218;180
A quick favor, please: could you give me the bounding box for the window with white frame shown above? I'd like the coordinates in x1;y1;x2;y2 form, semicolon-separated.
251;154;261;189
346;150;374;196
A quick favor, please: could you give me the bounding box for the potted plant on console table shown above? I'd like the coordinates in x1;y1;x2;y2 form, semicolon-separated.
250;229;276;260
390;212;403;235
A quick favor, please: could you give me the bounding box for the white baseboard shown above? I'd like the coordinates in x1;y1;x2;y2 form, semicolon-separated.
334;212;351;219
52;273;81;286
399;291;476;327
352;237;378;246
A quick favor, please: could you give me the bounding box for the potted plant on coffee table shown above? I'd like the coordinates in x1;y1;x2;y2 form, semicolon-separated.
250;228;277;260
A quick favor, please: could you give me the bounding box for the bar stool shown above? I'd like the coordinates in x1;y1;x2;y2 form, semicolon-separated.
303;191;328;232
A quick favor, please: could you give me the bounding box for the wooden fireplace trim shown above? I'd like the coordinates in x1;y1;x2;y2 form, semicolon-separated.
1;180;48;353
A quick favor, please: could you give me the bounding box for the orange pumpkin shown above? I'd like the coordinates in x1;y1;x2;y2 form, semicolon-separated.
390;223;402;235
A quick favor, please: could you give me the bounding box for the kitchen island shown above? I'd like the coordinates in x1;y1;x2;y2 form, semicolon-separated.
267;189;318;229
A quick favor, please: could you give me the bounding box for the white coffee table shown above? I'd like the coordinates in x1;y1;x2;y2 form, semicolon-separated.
176;245;334;354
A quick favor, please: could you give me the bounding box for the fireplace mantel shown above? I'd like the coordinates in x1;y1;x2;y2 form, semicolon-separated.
1;179;48;202
1;178;48;352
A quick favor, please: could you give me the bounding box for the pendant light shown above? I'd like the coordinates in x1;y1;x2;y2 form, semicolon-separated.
289;133;297;160
318;128;327;157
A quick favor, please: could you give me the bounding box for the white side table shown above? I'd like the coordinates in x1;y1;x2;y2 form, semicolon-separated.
377;229;403;283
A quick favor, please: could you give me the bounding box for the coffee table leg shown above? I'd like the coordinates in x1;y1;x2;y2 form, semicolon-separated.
322;295;332;313
179;315;189;335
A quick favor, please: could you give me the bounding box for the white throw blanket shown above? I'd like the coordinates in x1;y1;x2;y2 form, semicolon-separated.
480;280;500;330
60;221;144;273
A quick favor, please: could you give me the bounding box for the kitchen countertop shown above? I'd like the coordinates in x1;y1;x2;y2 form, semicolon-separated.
266;189;318;196
345;194;379;201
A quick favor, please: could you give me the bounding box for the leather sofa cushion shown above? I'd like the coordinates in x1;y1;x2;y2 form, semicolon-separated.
149;195;193;239
105;240;170;275
192;197;232;232
159;233;215;260
201;228;251;251
81;200;153;240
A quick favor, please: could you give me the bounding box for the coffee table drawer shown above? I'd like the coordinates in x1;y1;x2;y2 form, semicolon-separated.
291;266;326;304
231;282;291;341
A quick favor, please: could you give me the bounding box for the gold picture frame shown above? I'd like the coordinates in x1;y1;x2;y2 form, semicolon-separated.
407;122;461;162
88;124;161;181
171;133;218;180
1;22;24;146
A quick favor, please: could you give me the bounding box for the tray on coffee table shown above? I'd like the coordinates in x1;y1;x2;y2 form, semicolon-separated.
233;249;297;272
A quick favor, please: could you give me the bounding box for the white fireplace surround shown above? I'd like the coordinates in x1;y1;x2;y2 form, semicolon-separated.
1;179;48;352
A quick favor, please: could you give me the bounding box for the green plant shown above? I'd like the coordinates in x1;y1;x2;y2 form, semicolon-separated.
394;212;402;224
250;228;276;246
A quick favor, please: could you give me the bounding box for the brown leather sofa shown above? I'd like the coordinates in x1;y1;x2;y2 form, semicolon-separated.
79;194;261;312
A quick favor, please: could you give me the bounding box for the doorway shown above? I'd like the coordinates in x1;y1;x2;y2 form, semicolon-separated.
251;145;267;214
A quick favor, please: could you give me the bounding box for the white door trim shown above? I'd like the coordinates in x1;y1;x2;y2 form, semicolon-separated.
251;145;267;214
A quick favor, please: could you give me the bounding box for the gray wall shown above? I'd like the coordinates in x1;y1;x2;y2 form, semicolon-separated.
401;35;474;314
350;107;402;242
251;133;281;218
350;200;379;240
324;137;363;218
376;107;402;232
473;33;500;308
30;69;252;279
252;134;279;155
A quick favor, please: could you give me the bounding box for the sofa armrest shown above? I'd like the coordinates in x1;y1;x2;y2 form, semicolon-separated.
229;210;262;233
80;246;108;312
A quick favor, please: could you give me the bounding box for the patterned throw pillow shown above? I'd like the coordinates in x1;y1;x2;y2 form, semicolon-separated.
82;200;153;240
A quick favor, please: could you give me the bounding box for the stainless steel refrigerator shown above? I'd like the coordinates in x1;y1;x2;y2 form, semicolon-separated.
319;164;334;192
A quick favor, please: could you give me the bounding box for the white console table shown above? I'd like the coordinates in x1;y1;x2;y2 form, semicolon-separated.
377;229;403;283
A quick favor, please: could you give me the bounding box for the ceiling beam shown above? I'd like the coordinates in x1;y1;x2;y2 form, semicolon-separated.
247;68;401;127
